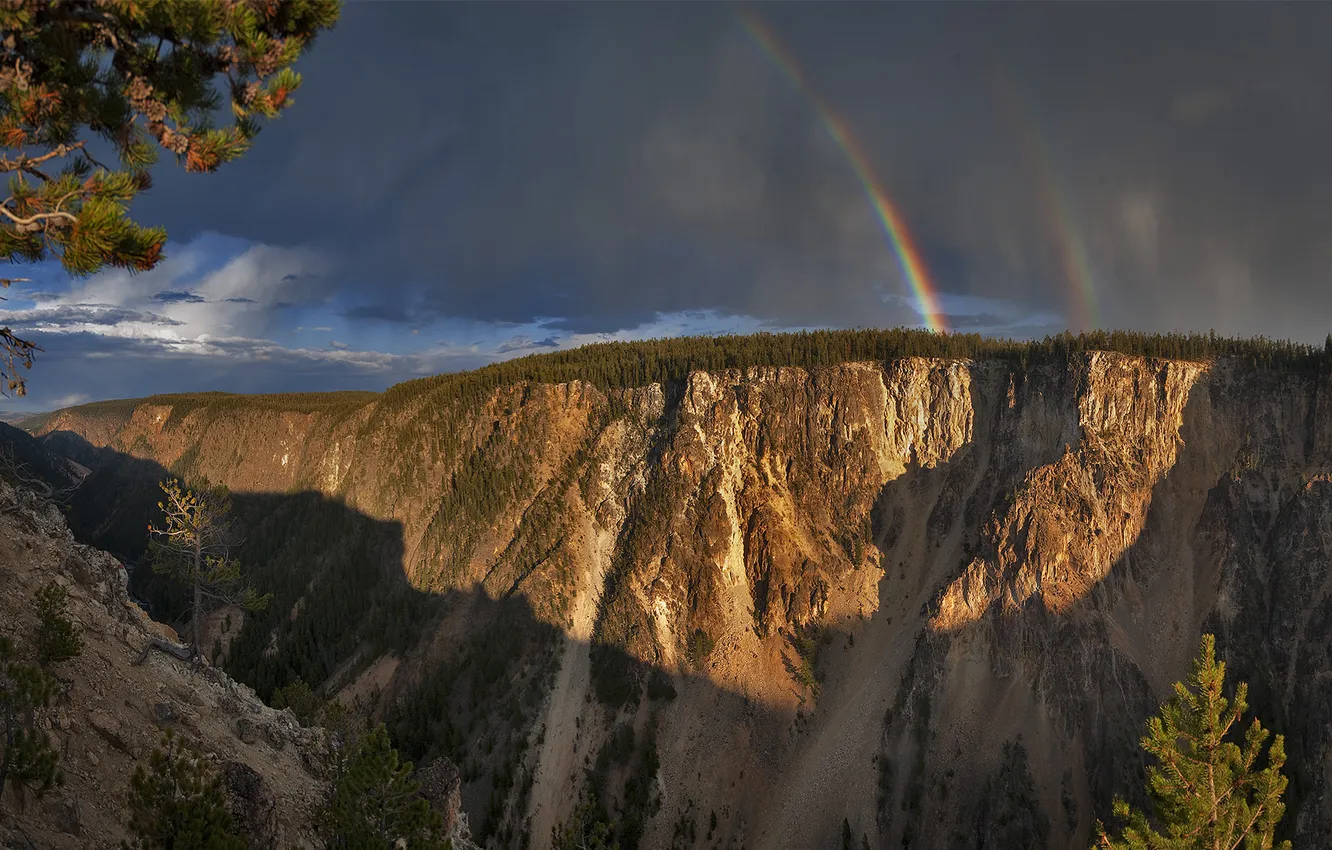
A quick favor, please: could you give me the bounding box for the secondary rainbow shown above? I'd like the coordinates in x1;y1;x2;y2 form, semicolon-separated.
991;64;1100;331
738;8;948;334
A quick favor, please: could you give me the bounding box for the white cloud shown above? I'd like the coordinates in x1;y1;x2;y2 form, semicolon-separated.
0;234;420;400
1;304;183;330
36;233;332;342
48;393;91;408
559;310;800;351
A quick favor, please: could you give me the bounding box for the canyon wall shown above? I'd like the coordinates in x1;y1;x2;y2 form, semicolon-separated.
28;351;1332;849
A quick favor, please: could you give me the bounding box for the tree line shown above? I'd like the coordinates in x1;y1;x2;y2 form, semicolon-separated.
21;328;1332;428
379;327;1331;417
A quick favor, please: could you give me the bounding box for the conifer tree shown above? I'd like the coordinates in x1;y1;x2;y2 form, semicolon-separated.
1096;634;1291;850
148;477;270;658
0;634;62;803
318;698;363;755
271;677;320;726
123;729;244;850
318;723;448;850
34;579;83;668
0;0;341;396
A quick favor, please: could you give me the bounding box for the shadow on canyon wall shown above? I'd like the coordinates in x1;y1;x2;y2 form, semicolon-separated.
15;426;787;847
853;364;1321;848
6;372;1324;850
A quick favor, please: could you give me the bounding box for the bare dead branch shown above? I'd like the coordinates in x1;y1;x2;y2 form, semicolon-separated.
1;141;88;173
0;203;77;230
0;442;78;507
133;637;197;666
2;326;42;397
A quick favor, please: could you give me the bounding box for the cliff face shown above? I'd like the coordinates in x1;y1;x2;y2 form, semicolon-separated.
27;352;1332;850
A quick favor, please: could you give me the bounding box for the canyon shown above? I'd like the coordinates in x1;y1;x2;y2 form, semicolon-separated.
10;340;1332;849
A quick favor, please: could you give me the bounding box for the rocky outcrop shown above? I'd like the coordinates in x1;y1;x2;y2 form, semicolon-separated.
23;351;1332;849
416;756;479;849
0;476;329;849
222;761;280;849
933;354;1204;628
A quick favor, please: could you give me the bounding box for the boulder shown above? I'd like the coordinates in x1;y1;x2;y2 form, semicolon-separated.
414;756;463;835
152;701;179;727
51;796;80;835
235;716;259;745
217;692;243;716
87;710;129;753
261;723;286;750
222;761;279;849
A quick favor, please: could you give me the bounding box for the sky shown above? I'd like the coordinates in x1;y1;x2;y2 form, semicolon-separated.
4;2;1332;412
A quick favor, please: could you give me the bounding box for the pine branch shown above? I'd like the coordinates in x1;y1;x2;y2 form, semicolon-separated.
197;587;243;606
0;0;341;394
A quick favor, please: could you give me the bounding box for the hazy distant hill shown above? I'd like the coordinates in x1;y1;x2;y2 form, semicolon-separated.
21;329;1332;850
0;409;43;425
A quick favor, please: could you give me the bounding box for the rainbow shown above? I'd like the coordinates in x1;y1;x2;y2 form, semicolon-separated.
991;65;1100;331
738;8;948;334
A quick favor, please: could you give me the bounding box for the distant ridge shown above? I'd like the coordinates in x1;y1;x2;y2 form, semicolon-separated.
0;410;42;425
19;326;1330;427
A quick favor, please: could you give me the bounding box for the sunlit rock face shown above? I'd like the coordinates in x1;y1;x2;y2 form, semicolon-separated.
933;354;1204;630
33;352;1332;849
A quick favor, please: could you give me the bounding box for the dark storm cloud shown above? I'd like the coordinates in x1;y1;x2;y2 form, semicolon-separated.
152;290;207;304
343;304;414;324
126;2;1332;340
224;297;257;304
949;313;1022;331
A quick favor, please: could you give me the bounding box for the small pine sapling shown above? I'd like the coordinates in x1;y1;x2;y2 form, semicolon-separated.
1096;634;1291;850
34;580;83;668
123;729;244;849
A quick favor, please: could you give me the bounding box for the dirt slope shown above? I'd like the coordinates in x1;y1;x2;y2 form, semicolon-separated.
0;478;328;849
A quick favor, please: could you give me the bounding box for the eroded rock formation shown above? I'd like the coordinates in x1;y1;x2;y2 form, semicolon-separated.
22;351;1332;849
